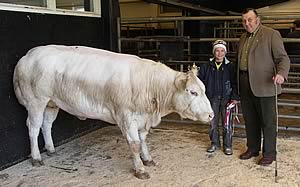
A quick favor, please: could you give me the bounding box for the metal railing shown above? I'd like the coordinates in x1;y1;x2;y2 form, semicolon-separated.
118;15;300;57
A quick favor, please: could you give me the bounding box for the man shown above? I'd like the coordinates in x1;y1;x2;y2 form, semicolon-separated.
198;40;238;155
238;8;290;166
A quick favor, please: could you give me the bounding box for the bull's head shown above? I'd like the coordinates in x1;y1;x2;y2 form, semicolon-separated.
173;68;214;123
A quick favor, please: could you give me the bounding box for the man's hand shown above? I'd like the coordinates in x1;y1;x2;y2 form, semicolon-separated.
272;74;285;85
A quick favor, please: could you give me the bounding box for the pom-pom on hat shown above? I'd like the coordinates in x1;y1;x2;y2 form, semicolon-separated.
212;40;227;54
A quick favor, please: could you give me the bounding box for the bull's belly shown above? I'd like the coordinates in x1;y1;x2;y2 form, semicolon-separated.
51;99;116;124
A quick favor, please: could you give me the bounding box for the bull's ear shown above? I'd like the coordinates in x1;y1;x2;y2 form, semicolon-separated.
175;72;188;90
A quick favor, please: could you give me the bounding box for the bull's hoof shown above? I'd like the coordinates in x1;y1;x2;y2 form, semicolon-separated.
31;159;44;167
46;150;56;156
143;160;156;167
134;171;150;179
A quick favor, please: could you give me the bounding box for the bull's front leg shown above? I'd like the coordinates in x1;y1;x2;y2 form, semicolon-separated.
139;130;156;166
124;124;150;179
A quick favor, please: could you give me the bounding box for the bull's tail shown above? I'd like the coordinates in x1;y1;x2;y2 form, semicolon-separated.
13;60;26;106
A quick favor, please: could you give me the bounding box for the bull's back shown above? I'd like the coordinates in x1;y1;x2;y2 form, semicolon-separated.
13;45;149;121
14;45;135;89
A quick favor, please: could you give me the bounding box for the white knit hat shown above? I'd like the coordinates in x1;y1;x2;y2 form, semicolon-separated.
212;40;227;54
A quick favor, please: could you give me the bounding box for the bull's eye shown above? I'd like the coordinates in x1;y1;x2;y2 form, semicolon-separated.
190;90;198;96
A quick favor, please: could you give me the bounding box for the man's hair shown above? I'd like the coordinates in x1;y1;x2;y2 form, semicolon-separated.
294;20;300;28
242;8;258;17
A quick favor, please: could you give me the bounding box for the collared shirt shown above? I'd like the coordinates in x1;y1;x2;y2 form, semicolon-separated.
240;25;260;71
215;61;223;70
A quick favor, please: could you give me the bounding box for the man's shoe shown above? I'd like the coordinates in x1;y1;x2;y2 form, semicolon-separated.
207;145;219;153
258;156;275;166
224;147;233;155
239;150;259;160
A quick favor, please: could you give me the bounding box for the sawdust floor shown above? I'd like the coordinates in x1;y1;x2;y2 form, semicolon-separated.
0;122;299;187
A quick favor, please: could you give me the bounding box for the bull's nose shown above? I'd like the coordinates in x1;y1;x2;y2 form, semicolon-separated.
209;112;214;121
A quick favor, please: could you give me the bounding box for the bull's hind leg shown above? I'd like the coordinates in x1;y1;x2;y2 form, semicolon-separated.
139;130;156;166
41;105;59;156
26;102;47;167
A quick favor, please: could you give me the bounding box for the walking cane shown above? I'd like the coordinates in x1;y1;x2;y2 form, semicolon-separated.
273;68;280;183
275;82;278;183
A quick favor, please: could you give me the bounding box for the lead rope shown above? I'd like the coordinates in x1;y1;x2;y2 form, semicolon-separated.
233;103;240;135
224;101;240;136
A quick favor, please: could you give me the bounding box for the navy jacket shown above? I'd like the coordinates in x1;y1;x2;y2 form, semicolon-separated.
198;57;239;101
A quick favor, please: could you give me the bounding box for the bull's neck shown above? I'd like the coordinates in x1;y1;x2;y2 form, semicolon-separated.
147;68;178;116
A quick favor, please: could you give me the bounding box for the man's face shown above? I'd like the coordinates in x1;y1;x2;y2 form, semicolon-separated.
242;10;260;33
214;48;226;62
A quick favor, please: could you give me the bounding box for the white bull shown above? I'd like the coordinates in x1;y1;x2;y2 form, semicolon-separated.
13;45;214;179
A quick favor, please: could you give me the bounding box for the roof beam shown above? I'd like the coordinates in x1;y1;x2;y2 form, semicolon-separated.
144;0;226;15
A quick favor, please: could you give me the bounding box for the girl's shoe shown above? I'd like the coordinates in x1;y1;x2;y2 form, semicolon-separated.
207;145;219;153
224;147;233;155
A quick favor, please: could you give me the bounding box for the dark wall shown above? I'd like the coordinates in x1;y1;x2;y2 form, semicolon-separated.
0;0;120;170
184;11;217;61
102;0;120;52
